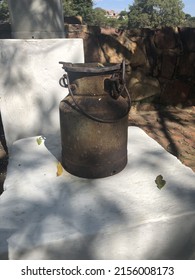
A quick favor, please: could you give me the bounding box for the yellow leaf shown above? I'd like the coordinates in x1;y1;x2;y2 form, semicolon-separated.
56;162;63;176
97;63;104;68
36;137;42;145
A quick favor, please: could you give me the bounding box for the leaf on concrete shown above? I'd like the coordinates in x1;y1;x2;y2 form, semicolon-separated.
56;162;63;177
36;137;43;145
155;175;166;190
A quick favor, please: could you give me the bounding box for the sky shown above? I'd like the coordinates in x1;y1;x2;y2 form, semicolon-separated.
94;0;195;16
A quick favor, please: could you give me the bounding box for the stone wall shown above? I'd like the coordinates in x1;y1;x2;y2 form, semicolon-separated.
0;23;194;108
65;25;195;108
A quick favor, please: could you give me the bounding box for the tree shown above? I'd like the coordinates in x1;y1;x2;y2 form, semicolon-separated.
92;8;107;26
128;0;185;28
118;10;128;29
62;0;77;16
184;14;195;27
63;0;94;24
75;0;94;24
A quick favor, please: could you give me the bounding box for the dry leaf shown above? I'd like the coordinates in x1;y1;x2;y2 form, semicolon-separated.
97;63;104;68
155;174;166;190
36;137;43;145
56;162;63;176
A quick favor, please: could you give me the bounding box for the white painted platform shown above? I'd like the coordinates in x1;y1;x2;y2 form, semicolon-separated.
0;127;195;260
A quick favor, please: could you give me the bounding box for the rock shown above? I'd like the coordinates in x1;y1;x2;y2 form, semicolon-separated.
64;16;83;24
83;29;148;67
135;103;157;111
179;28;195;52
127;70;160;101
63;24;195;108
177;53;195;79
160;80;191;105
160;53;178;79
154;27;178;50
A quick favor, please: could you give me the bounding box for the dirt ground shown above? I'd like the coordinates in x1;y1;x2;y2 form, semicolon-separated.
128;106;195;172
0;106;194;195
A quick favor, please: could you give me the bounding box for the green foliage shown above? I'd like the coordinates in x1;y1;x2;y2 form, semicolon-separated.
128;0;185;28
62;1;129;28
183;14;195;27
62;0;94;24
118;11;128;28
92;8;128;28
92;8;107;26
0;0;9;22
73;0;94;24
62;0;77;16
2;0;191;29
106;17;120;28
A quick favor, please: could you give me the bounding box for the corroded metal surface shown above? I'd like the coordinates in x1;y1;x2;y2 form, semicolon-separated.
60;98;128;178
59;62;130;178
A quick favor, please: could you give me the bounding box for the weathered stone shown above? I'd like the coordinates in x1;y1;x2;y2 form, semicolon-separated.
96;34;125;63
154;27;178;50
65;24;88;34
127;70;160;101
84;33;103;62
177;53;195;78
97;32;148;68
0;23;193;109
160;80;190;106
160;54;178;79
179;27;195;52
126;28;154;44
63;24;195;109
64;16;82;24
65;24;88;39
135;103;157;111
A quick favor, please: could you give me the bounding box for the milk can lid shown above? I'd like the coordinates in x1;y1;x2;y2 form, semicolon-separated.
59;62;121;74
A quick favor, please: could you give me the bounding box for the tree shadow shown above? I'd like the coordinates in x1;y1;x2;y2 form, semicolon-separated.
0;113;8;196
1;129;195;259
0;35;84;199
0;38;81;147
0;171;129;259
0;229;13;260
157;110;179;157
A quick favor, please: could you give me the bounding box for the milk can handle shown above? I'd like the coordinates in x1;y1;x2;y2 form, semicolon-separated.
59;61;131;123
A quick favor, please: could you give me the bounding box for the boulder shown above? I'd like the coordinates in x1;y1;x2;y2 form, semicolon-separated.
160;53;178;79
127;70;160;101
160;80;191;106
154;27;178;50
177;53;195;79
179;28;195;52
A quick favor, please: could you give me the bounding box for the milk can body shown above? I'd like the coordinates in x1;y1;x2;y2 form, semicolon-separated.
59;62;131;178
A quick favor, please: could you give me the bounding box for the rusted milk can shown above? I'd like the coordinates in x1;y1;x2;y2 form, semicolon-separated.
59;61;131;178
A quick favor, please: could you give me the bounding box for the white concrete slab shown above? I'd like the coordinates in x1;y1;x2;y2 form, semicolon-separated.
0;39;84;147
0;127;195;260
